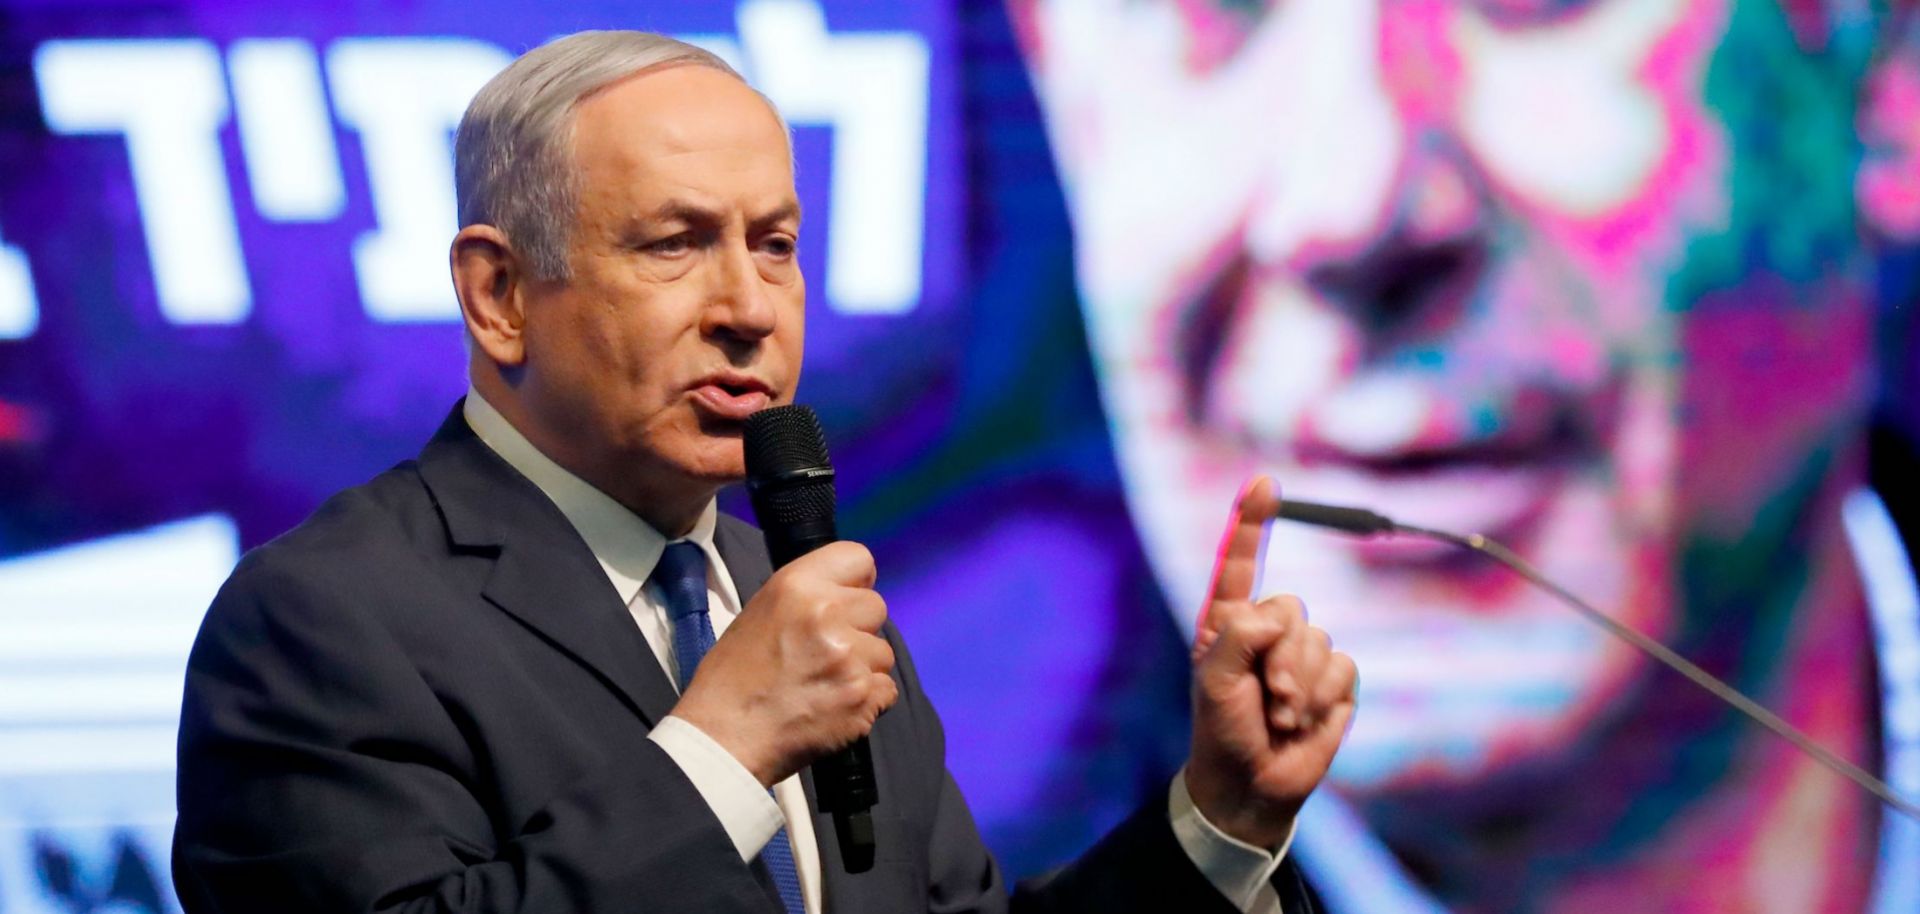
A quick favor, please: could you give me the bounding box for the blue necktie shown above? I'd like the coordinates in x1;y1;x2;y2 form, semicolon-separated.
652;542;806;914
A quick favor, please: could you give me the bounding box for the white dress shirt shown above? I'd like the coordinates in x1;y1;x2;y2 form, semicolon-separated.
463;389;1293;913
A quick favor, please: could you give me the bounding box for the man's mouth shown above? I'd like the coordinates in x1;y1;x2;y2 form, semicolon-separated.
1283;393;1599;569
688;372;774;421
1320;463;1565;567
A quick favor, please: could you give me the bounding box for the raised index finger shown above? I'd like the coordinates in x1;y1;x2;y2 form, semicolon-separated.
1198;476;1280;636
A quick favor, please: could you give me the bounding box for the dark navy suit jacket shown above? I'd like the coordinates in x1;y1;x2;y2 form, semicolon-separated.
172;405;1322;912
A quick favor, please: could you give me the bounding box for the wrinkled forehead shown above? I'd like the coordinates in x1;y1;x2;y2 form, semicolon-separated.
565;64;798;208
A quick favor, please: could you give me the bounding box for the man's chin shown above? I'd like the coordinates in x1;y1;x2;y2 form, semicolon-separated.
619;437;748;505
1322;604;1658;803
679;453;747;488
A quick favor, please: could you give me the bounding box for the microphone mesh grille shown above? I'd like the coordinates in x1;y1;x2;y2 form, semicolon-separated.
744;405;830;478
762;480;837;528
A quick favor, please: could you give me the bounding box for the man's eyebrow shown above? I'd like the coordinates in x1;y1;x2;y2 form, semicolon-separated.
750;201;802;230
644;200;726;227
639;200;801;230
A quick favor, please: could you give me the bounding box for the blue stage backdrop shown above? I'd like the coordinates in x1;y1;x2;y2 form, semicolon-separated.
1;1;1917;912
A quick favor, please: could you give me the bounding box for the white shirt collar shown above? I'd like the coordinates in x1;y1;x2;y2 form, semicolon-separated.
462;387;732;609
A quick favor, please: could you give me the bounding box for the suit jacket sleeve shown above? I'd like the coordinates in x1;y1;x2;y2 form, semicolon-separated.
172;551;779;913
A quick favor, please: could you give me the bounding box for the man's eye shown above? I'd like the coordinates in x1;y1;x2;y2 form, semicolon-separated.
760;237;797;258
647;234;695;255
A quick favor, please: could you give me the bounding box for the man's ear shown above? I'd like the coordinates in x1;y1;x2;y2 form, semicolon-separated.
451;225;529;368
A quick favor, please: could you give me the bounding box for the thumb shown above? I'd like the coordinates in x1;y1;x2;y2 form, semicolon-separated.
1195;601;1288;686
788;540;878;588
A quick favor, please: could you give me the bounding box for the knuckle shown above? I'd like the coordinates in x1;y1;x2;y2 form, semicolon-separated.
1331;653;1359;690
832;674;868;710
1269;594;1306;622
857;591;889;630
796;596;826;629
820;636;854;666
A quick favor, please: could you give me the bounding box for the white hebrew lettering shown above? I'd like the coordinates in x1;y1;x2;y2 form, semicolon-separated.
0;222;37;340
35;39;250;324
231;39;347;222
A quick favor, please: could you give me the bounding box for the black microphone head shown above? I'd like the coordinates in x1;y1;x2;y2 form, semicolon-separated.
744;404;830;480
743;405;838;565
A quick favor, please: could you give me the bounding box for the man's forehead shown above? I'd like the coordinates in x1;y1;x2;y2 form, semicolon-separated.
570;66;793;196
573;64;786;152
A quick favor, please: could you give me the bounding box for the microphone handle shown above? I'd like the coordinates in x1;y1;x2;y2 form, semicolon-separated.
812;738;877;872
765;523;880;873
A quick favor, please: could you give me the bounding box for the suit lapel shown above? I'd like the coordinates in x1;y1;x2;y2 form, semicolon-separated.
416;402;682;728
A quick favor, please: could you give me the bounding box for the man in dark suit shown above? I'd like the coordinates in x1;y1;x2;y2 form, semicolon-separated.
172;30;1358;913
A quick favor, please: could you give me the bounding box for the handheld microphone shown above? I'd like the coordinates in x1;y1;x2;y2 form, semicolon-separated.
1274;497;1920;823
743;404;879;873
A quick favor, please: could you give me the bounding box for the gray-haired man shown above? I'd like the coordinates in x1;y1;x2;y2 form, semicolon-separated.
172;31;1355;912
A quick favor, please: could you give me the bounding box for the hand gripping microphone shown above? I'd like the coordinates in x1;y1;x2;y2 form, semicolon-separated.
743;404;879;873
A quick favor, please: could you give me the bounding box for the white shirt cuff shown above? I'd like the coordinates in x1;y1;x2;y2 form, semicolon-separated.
1169;766;1295;914
650;715;783;861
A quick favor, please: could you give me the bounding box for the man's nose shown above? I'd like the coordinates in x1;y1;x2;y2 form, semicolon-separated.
702;238;778;343
1243;0;1488;335
1298;141;1490;341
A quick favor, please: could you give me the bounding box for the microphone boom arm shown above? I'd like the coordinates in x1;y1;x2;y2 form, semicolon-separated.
1276;499;1920;823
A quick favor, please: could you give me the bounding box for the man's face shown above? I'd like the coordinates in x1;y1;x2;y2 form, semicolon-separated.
1019;0;1830;792
517;65;804;496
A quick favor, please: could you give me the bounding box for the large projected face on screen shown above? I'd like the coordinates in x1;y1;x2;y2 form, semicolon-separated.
1017;0;1879;820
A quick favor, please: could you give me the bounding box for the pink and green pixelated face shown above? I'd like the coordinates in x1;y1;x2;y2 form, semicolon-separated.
1016;0;1873;792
